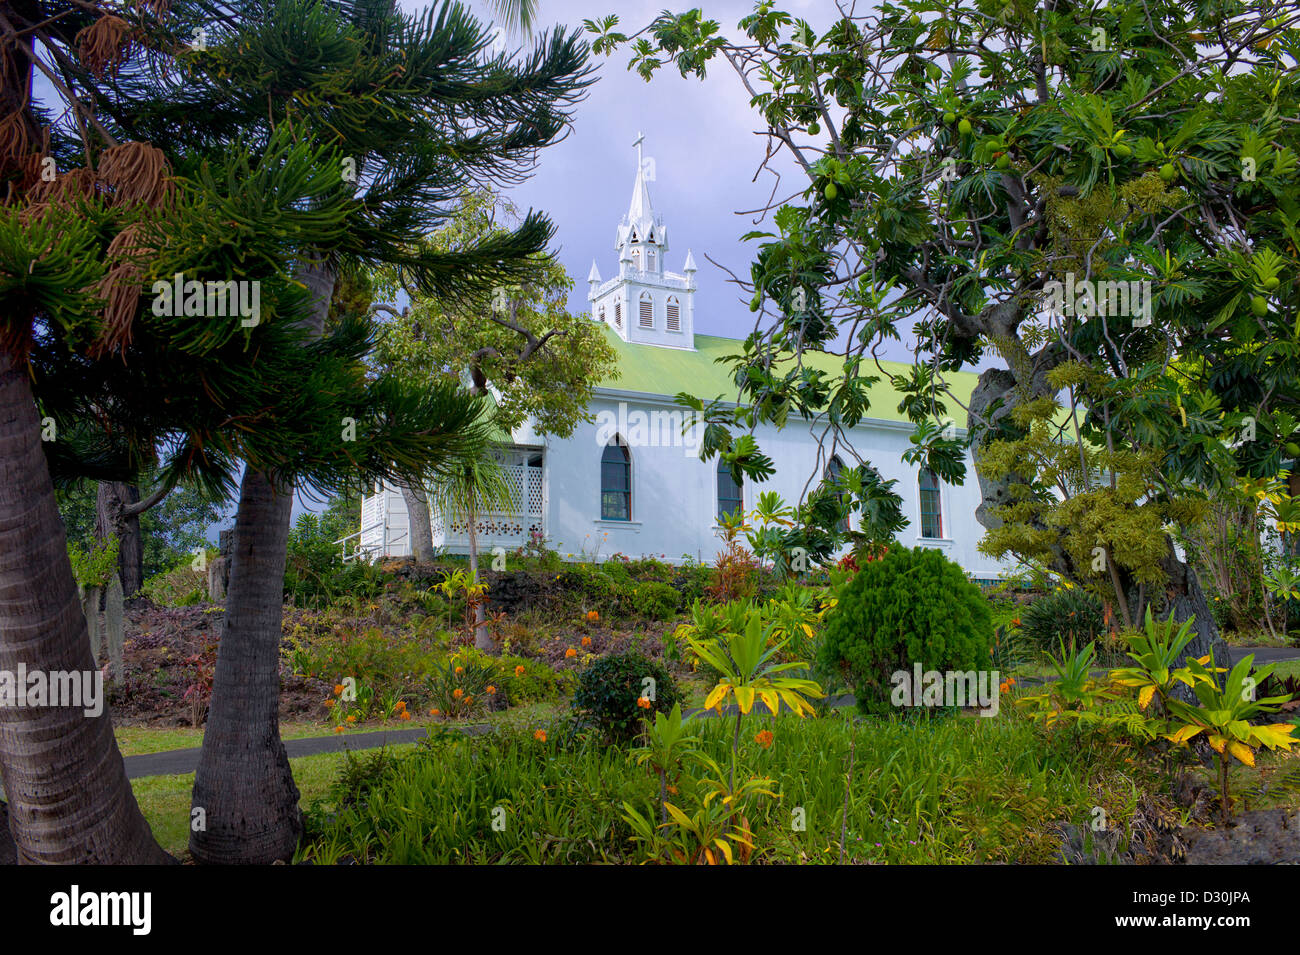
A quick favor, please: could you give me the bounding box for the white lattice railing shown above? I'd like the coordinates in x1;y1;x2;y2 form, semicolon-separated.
433;459;543;543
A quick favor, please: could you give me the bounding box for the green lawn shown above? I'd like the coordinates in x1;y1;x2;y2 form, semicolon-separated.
131;744;421;858
114;721;332;757
114;701;565;759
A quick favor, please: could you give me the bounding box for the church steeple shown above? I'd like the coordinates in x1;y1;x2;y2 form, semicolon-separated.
590;132;697;350
616;130;667;271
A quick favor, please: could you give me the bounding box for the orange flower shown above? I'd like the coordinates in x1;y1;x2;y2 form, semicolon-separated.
464;695;473;706
429;708;441;716
534;729;547;742
586;610;599;622
581;636;592;648
453;688;464;699
666;785;678;795
755;730;774;749
1011;618;1021;627
486;685;496;695
637;696;652;709
399;710;412;721
394;701;407;712
565;647;577;659
455;665;464;675
333;684;345;696
333;725;346;734
515;665;526;677
324;699;335;709
345;714;357;724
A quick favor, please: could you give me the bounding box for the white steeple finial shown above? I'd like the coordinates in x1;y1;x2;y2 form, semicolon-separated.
624;132;656;241
594;135;694;349
683;249;697;272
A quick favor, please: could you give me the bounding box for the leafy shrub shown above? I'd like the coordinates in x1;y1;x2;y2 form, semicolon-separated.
454;646;573;706
141;552;210;606
628;581;680;620
707;540;759;602
621;558;677;583
818;546;993;716
1019;586;1107;656
674;563;712;605
284;512;387;609
500;653;573;704
426;655;496;719
286;621;445;703
572;651;681;742
564;565;619;611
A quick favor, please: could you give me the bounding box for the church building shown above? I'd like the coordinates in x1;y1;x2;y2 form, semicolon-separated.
356;139;1008;582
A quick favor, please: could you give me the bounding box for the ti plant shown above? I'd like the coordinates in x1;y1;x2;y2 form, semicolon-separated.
1111;609;1221;719
1017;642;1114;726
623;778;764;866
690;613;823;785
623;706;774;865
1164;655;1299;825
631;703;701;824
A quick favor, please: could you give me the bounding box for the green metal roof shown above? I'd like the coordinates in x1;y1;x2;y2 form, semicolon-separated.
594;322;981;428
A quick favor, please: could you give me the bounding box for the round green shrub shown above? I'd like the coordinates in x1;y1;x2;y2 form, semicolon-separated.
1018;586;1105;656
496;653;574;704
818;546;993;715
571;651;681;742
627;580;680;620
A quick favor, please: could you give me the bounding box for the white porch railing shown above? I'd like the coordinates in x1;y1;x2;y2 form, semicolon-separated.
336;522;407;563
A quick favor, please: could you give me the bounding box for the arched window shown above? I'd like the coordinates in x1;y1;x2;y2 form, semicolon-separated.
632;248;642;271
919;468;943;539
666;295;680;332
826;456;850;533
598;305;606;324
639;291;654;328
613;302;622;328
600;438;631;521
717;459;743;522
647;249;657;273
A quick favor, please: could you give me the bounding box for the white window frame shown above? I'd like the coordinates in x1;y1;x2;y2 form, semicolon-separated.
917;468;949;541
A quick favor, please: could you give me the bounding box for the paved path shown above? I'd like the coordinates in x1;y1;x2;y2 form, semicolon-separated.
123;724;492;780
119;645;1299;780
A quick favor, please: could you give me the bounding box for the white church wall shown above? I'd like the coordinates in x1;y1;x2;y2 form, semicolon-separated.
541;391;1011;579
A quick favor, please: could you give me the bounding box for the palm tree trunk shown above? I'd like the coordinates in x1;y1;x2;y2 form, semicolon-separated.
188;466;302;864
468;486;491;649
0;801;16;864
189;257;334;863
0;352;170;863
399;480;435;562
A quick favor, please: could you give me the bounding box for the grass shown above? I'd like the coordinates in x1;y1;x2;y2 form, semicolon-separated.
297;707;1155;865
130;744;421;858
114;721;333;757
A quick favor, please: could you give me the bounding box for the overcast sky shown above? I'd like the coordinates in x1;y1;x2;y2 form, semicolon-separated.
451;0;835;343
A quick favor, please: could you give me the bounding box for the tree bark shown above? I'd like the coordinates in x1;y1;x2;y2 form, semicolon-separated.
188;466;302;864
94;481;145;598
189;257;335;863
0;801;16;865
0;352;170;863
399;480;435;562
